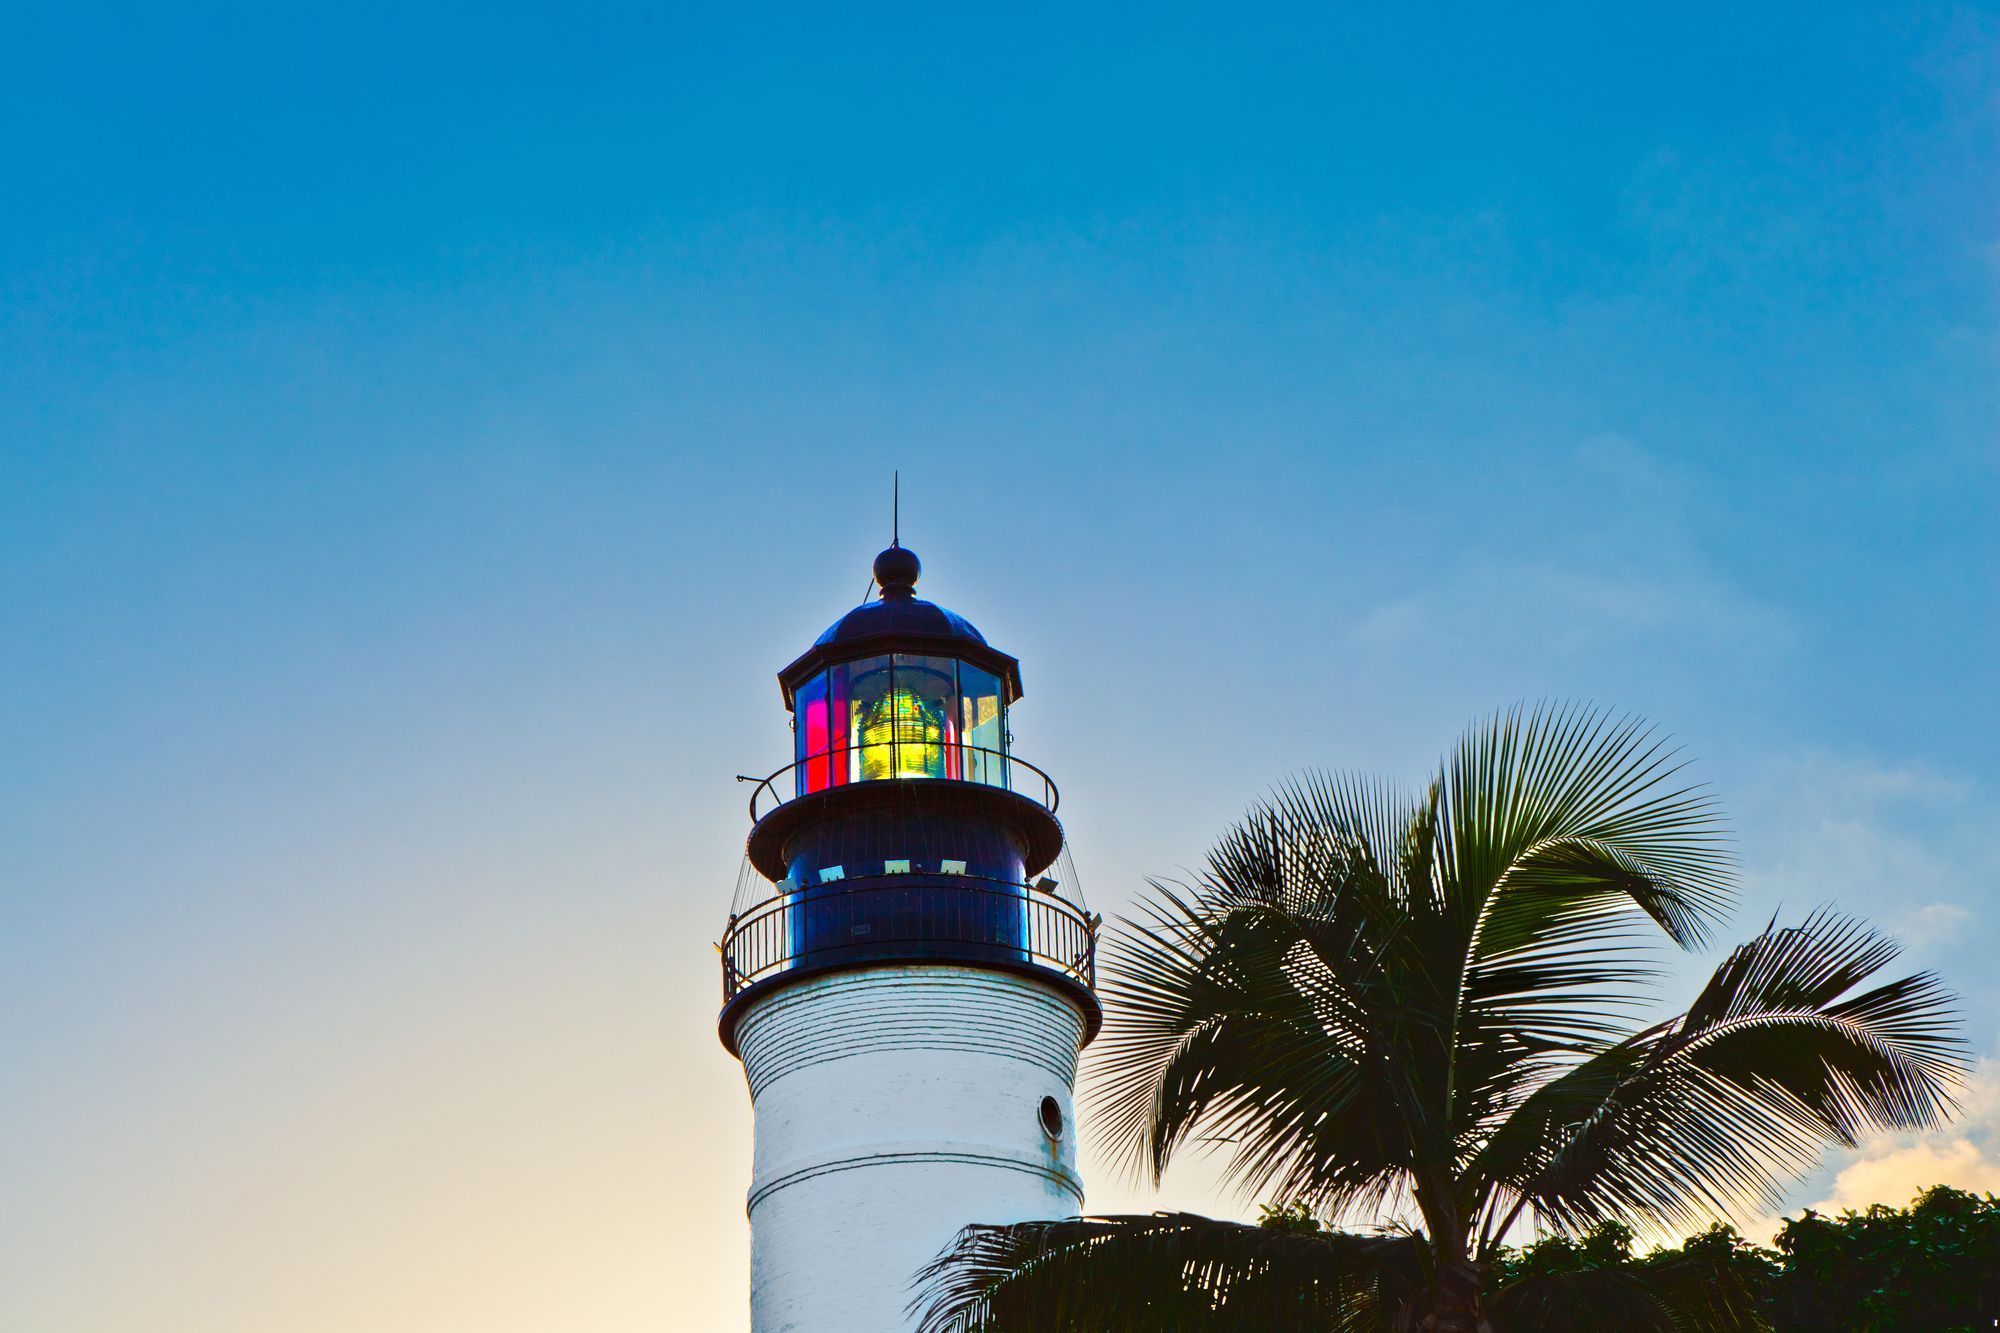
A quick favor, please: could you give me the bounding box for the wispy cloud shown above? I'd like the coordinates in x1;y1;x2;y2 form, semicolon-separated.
1737;751;1993;966
1816;1138;2000;1211
1348;560;1795;661
1895;901;1975;954
1346;436;1796;666
1733;750;2000;1236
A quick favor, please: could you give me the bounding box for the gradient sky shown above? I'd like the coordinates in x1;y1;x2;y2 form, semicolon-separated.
4;5;1997;1330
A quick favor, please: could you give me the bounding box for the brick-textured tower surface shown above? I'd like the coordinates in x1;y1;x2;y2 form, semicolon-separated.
719;545;1100;1332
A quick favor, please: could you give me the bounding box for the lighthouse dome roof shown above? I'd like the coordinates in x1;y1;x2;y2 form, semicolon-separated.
777;546;1023;705
812;592;990;650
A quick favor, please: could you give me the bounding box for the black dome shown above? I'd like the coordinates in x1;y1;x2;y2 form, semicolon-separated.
775;546;1024;706
812;595;991;650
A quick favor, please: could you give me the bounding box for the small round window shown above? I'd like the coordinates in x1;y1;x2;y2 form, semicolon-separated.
1038;1095;1064;1140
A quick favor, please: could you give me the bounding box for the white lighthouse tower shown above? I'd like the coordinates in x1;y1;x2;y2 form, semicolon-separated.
719;543;1100;1332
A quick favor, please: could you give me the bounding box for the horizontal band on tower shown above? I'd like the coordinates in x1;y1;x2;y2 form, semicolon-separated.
747;1142;1087;1217
733;966;1088;1099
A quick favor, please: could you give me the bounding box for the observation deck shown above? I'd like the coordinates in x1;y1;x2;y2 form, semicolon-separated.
719;742;1098;1052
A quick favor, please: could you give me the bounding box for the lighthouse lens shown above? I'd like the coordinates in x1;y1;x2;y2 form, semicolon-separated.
859;685;948;779
842;655;959;782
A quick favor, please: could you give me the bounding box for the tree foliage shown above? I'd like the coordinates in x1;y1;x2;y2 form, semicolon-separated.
921;1192;2000;1331
1488;1220;1777;1331
1767;1186;2000;1331
1489;1188;2000;1330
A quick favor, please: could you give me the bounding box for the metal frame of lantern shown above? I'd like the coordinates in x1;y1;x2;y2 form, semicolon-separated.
784;653;1017;795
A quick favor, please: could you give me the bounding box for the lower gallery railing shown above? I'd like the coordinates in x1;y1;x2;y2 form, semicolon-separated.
721;877;1096;1002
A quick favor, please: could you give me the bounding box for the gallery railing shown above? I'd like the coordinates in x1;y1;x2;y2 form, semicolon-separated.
720;875;1097;1003
739;742;1060;823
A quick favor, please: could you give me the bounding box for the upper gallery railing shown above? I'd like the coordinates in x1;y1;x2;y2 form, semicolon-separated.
739;742;1059;824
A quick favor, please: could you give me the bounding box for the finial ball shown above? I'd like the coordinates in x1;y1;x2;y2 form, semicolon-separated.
873;545;921;597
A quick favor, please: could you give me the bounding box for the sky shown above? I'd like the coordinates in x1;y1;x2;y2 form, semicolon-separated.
2;3;1996;1329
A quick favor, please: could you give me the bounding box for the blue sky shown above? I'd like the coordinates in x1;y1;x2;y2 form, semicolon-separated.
3;5;1996;1330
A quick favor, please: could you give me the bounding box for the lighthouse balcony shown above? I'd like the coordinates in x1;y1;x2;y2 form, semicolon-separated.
721;869;1097;999
718;866;1099;1053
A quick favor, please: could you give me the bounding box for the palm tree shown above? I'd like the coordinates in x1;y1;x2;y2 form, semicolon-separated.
915;707;1966;1332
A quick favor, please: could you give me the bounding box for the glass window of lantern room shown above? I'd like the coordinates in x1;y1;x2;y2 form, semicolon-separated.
835;655;894;783
892;654;961;780
796;670;831;794
959;663;1005;788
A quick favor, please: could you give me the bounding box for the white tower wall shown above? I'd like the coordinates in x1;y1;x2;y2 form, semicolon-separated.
733;965;1088;1333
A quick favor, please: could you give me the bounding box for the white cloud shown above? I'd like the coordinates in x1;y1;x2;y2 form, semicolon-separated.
1896;902;1974;953
1814;1138;2000;1213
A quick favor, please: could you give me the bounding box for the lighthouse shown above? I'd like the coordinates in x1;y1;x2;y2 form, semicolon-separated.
719;542;1100;1332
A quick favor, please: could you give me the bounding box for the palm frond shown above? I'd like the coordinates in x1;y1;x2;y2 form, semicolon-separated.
911;1213;1421;1333
1431;705;1740;1190
1087;878;1413;1216
1442;703;1735;954
1475;909;1967;1236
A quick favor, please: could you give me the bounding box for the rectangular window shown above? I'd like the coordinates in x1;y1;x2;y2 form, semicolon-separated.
838;655;894;782
893;654;961;780
796;670;831;794
958;664;1005;787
